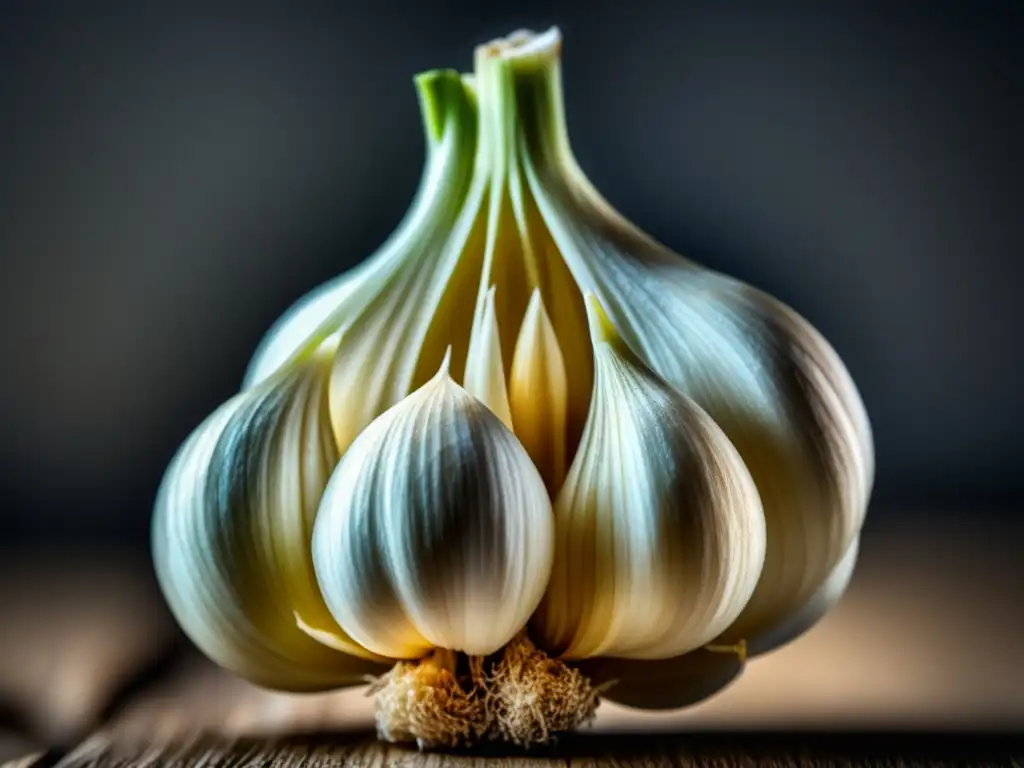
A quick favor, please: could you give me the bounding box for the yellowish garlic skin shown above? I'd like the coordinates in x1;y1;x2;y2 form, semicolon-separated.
507;289;569;495
312;359;555;660
153;26;874;740
463;285;514;430
534;299;766;661
153;343;386;691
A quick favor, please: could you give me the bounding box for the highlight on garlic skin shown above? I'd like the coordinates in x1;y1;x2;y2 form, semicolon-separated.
152;26;873;749
312;350;555;661
533;298;766;662
153;340;389;690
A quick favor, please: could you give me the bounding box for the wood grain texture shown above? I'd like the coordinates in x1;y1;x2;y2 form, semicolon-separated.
51;731;1024;768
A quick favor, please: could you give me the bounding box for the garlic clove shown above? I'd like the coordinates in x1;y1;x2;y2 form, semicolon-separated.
508;288;568;494
153;342;386;690
576;646;745;711
463;284;513;429
312;353;555;659
553;227;868;646
532;297;765;662
746;535;860;657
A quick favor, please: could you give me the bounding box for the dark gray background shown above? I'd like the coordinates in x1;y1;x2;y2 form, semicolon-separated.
0;1;1020;547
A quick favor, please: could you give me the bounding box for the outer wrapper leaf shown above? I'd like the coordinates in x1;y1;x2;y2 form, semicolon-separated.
154;344;386;690
502;40;872;644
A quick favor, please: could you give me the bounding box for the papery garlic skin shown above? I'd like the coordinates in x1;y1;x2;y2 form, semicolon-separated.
242;277;359;389
153;343;386;690
312;355;555;659
577;647;745;711
534;298;765;661
746;536;860;657
529;188;871;649
492;35;872;647
241;71;480;423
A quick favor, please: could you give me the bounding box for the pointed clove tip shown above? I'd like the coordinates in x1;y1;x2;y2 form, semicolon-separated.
583;293;619;345
519;288;554;335
437;346;454;379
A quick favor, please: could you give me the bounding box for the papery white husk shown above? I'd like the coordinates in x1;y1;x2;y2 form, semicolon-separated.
153;341;386;690
533;297;766;661
312;354;555;659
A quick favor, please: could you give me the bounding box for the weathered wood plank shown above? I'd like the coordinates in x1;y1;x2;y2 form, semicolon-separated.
52;730;1024;768
106;659;374;744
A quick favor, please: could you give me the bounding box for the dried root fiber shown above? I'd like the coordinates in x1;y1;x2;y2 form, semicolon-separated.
370;633;602;750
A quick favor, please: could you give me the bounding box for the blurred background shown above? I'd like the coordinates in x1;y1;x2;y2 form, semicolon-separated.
0;0;1021;750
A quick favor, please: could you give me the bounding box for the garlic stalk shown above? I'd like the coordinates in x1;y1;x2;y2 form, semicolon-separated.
153;26;873;750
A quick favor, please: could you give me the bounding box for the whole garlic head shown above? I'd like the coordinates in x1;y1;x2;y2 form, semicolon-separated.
153;27;872;749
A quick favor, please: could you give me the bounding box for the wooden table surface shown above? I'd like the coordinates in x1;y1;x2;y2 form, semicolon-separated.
1;515;1022;767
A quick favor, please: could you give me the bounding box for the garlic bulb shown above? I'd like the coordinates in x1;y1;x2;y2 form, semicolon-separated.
153;26;872;750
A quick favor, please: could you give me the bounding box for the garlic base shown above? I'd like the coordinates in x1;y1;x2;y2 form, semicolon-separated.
371;633;601;749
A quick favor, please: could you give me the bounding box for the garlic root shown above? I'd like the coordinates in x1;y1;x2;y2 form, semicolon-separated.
372;633;601;749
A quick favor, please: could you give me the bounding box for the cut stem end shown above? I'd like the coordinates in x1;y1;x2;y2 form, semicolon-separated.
371;633;601;750
475;27;562;66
